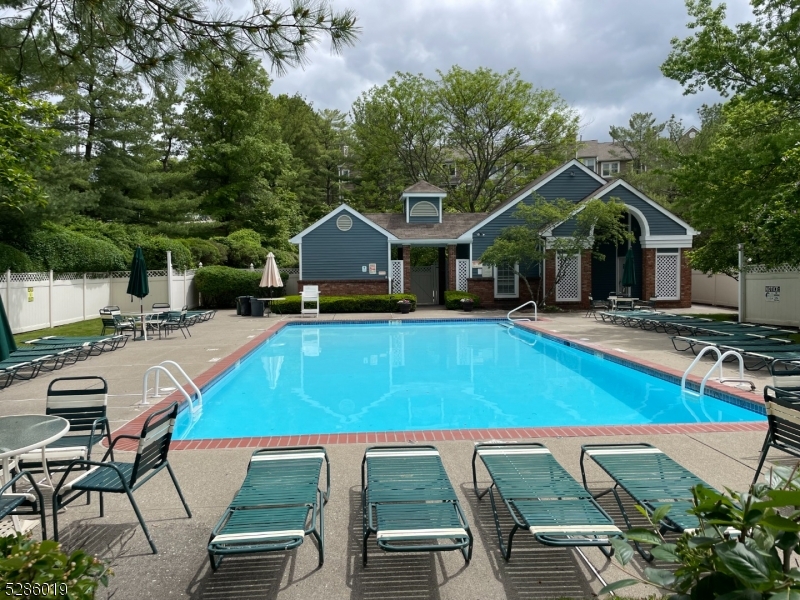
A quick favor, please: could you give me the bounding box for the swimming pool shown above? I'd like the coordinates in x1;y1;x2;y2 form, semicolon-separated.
174;321;763;439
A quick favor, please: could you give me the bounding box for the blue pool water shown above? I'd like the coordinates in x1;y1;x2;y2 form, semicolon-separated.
174;321;763;439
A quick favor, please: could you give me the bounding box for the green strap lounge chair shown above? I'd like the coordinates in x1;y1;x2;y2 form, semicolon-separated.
18;376;113;473
26;334;128;351
52;401;191;554
580;443;710;560
362;446;472;566
670;334;779;353
208;447;330;570
472;442;621;561
752;387;800;486
0;357;46;381
1;471;47;539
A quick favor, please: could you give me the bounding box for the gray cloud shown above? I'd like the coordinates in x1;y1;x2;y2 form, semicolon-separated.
266;0;753;140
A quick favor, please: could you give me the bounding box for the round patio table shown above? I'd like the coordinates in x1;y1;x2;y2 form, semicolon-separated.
0;414;70;489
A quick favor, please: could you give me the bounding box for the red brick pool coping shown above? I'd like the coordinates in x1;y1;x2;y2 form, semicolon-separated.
110;318;767;452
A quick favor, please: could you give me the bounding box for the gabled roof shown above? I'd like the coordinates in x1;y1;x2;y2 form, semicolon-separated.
289;204;398;244
460;159;607;238
581;178;699;236
576;140;633;162
402;181;447;195
365;212;487;241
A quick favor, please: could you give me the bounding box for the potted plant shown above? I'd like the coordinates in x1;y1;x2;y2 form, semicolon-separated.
397;298;412;314
460;297;474;312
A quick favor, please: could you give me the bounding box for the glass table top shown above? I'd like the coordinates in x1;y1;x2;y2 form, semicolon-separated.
0;415;69;456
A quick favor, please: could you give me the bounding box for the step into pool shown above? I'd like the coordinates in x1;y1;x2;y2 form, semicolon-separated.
174;321;763;440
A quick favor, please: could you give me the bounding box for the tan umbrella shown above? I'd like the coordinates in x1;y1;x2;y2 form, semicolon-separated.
259;252;283;290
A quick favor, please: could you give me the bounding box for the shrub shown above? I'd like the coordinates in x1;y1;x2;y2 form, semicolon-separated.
0;243;41;272
195;265;285;308
272;294;417;314
138;236;192;270
265;247;298;268
0;533;112;599
27;227;128;272
214;229;267;268
444;290;481;310
183;238;227;266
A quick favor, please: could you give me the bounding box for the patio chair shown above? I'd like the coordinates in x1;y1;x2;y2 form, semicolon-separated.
152;302;170;313
1;471;47;539
752;386;800;486
769;359;800;394
580;443;711;560
208;447;330;570
585;296;610;319
472;442;621;561
301;285;320;318
52;401;192;554
100;309;136;337
362;446;472;566
18;376;113;474
161;310;190;339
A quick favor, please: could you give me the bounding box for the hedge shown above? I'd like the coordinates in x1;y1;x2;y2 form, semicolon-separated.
27;227;128;272
213;229;267;268
183;238;227;266
194;265;286;308
444;290;481;310
139;237;192;270
0;243;41;272
272;294;417;314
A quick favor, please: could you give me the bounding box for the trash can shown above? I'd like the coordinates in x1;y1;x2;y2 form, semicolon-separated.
237;296;252;316
250;297;265;317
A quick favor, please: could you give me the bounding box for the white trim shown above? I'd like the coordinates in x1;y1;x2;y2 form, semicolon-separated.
289;204;398;244
529;524;621;536
400;192;447;198
387;240;392;293
461;159;607;238
584;447;663;456
366;450;440;458
298;243;303;280
477;448;551;456
250;452;325;462
377;528;468;540
642;235;695;249
595;178;699;236
212;530;305;544
392;238;465;245
494;264;519;298
439;197;442;224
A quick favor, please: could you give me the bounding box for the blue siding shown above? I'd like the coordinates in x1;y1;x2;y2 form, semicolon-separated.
301;213;389;280
473;169;604;258
407;197;440;223
598;188;686;235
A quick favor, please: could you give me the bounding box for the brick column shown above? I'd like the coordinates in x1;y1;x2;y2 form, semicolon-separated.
679;249;692;307
447;245;457;291
643;248;656;301
402;245;411;294
581;250;592;308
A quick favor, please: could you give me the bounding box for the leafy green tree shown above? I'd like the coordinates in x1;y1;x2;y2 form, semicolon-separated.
480;196;631;303
0;0;359;79
183;58;302;254
609;112;666;174
0;77;57;210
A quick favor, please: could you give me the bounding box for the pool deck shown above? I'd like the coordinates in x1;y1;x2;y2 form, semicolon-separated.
0;305;782;599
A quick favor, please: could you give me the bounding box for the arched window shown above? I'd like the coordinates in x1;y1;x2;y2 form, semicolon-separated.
409;200;438;217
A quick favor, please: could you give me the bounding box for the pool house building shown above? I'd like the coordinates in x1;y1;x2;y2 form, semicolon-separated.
289;159;698;308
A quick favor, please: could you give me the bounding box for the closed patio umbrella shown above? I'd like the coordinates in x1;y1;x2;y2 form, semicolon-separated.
0;295;17;361
126;246;150;316
259;252;283;298
621;247;637;294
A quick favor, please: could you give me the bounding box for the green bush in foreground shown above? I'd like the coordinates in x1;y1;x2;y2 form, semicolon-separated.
443;290;481;310
195;266;266;308
0;533;111;599
272;294;417;314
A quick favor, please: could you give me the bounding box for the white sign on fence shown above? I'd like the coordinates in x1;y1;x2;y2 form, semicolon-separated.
765;285;781;302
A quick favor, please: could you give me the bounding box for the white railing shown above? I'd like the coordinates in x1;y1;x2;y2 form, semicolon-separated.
141;360;202;412
507;300;537;322
681;346;755;396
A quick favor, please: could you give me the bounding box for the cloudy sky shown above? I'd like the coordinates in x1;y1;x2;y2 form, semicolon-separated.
264;0;754;140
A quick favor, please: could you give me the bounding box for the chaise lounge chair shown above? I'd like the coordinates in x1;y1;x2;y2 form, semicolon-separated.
580;443;711;560
362;445;472;565
208;447;330;569
472;442;621;561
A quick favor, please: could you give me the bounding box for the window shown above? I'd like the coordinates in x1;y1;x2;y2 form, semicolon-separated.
341;145;349;157
601;161;620;177
338;167;350;178
442;163;457;177
580;157;596;172
494;265;518;298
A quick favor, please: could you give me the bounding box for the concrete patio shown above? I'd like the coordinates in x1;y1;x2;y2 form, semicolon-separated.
0;306;779;599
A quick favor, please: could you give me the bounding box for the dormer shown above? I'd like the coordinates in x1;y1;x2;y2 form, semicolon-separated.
401;181;447;224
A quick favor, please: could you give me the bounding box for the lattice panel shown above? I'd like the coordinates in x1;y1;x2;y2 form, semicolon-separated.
747;263;799;273
9;272;48;282
390;333;405;367
390;260;404;294
555;254;580;301
655;253;680;299
456;259;469;292
55;272;82;281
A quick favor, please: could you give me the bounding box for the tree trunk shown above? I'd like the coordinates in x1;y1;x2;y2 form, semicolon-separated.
84;81;96;161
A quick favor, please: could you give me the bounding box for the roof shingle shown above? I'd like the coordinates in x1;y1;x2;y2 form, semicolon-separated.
402;181;447;195
364;213;487;240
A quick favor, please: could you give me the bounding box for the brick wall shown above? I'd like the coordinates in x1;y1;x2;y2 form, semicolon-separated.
402;245;411;294
467;277;539;309
642;248;693;309
542;250;590;310
643;249;656;301
299;279;389;296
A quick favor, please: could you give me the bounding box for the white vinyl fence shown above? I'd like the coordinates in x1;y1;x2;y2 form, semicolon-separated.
1;269;197;334
691;270;739;308
741;265;800;328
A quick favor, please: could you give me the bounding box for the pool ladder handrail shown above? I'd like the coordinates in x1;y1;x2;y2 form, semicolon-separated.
141;360;202;412
507;300;537;323
681;346;755;396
